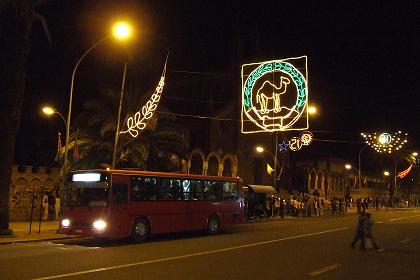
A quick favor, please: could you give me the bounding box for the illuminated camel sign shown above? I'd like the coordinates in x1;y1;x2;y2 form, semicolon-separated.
241;56;308;133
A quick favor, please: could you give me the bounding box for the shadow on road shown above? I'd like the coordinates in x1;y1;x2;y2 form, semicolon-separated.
52;229;237;248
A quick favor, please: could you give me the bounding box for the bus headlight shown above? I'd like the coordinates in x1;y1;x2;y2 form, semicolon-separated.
62;219;70;227
93;219;107;230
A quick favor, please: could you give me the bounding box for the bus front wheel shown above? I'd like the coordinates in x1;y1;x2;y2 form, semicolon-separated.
207;215;220;235
131;218;150;243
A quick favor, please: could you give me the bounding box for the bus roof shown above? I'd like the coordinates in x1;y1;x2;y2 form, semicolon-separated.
69;169;242;182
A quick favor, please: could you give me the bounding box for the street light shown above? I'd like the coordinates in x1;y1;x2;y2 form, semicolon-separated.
383;171;390;176
42;106;66;127
357;144;369;188
345;164;352;170
308;105;317;115
256;146;278;190
63;21;133;175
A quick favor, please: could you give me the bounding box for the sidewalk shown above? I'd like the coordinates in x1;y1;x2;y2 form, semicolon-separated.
1;206;413;245
0;220;80;245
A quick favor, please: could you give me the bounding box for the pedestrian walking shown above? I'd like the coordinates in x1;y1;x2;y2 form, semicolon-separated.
361;198;366;213
350;213;367;249
42;193;49;221
338;198;343;214
363;213;381;250
55;191;61;221
319;198;324;216
356;198;362;214
48;191;56;220
280;198;285;218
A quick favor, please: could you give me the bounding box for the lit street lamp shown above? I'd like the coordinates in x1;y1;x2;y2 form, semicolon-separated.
256;145;279;190
383;171;390;176
308;105;317;115
42;106;66;127
63;21;132;175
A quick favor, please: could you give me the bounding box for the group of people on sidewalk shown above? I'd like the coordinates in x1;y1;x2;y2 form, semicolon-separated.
265;194;325;218
42;191;61;221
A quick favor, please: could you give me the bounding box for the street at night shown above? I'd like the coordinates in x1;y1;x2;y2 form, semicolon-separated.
1;209;419;280
1;2;419;280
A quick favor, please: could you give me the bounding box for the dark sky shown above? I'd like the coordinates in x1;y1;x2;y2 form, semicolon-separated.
16;0;420;167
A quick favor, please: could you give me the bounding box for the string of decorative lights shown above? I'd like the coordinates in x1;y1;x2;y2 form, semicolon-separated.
397;164;413;178
120;56;168;138
361;131;408;153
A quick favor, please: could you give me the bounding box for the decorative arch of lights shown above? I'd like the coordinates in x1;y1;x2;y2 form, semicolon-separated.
241;56;309;133
361;131;408;153
397;154;417;178
120;58;168;138
397;165;413;178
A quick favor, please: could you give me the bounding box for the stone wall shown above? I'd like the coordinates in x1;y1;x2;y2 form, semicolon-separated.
9;165;61;221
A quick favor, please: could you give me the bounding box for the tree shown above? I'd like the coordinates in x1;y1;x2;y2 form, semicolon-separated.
0;0;51;235
64;86;188;172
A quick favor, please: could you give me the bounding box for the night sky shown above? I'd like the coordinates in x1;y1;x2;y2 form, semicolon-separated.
15;0;420;169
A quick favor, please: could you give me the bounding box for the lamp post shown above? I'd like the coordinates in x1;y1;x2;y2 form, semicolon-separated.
112;61;128;169
358;145;368;188
42;106;66;127
63;21;132;175
256;145;279;190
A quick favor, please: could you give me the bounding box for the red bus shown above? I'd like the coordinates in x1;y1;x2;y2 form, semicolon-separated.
61;169;245;242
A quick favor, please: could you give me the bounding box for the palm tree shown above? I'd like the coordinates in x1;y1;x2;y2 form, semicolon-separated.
0;0;52;235
64;85;188;172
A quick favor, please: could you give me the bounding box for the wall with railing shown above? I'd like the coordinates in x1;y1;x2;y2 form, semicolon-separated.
9;165;61;221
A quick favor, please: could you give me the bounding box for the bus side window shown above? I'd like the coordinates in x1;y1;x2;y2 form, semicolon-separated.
213;182;223;200
182;180;202;201
158;179;173;200
113;183;128;204
222;182;238;200
204;180;218;201
144;177;157;200
131;177;143;201
192;180;203;200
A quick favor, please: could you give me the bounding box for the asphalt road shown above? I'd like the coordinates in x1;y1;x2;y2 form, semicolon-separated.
1;209;419;280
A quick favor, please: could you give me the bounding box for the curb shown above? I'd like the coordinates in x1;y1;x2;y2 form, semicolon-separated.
0;235;81;245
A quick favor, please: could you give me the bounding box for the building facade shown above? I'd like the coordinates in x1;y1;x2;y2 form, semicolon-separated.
9;165;61;221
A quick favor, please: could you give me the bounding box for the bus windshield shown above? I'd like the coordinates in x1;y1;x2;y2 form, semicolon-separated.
67;181;110;207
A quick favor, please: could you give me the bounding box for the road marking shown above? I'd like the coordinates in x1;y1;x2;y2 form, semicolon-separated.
308;263;341;276
400;238;411;243
388;214;420;222
32;227;349;280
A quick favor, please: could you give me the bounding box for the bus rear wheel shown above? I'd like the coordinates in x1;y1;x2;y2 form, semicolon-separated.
131;218;150;243
207;215;220;235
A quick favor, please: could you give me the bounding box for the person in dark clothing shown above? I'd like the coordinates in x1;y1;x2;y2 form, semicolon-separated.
280;198;285;218
363;213;381;250
47;191;56;220
350;213;367;249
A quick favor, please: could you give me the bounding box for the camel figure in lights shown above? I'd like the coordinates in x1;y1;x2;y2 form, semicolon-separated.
256;76;290;114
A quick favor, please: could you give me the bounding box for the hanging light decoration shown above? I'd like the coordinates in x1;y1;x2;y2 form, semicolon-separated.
120;56;168;138
361;131;408;153
397;164;413;178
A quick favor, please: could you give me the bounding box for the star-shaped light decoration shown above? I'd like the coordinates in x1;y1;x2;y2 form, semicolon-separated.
278;141;289;152
361;131;408;154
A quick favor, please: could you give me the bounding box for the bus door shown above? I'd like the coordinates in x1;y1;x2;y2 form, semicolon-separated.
109;176;130;237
